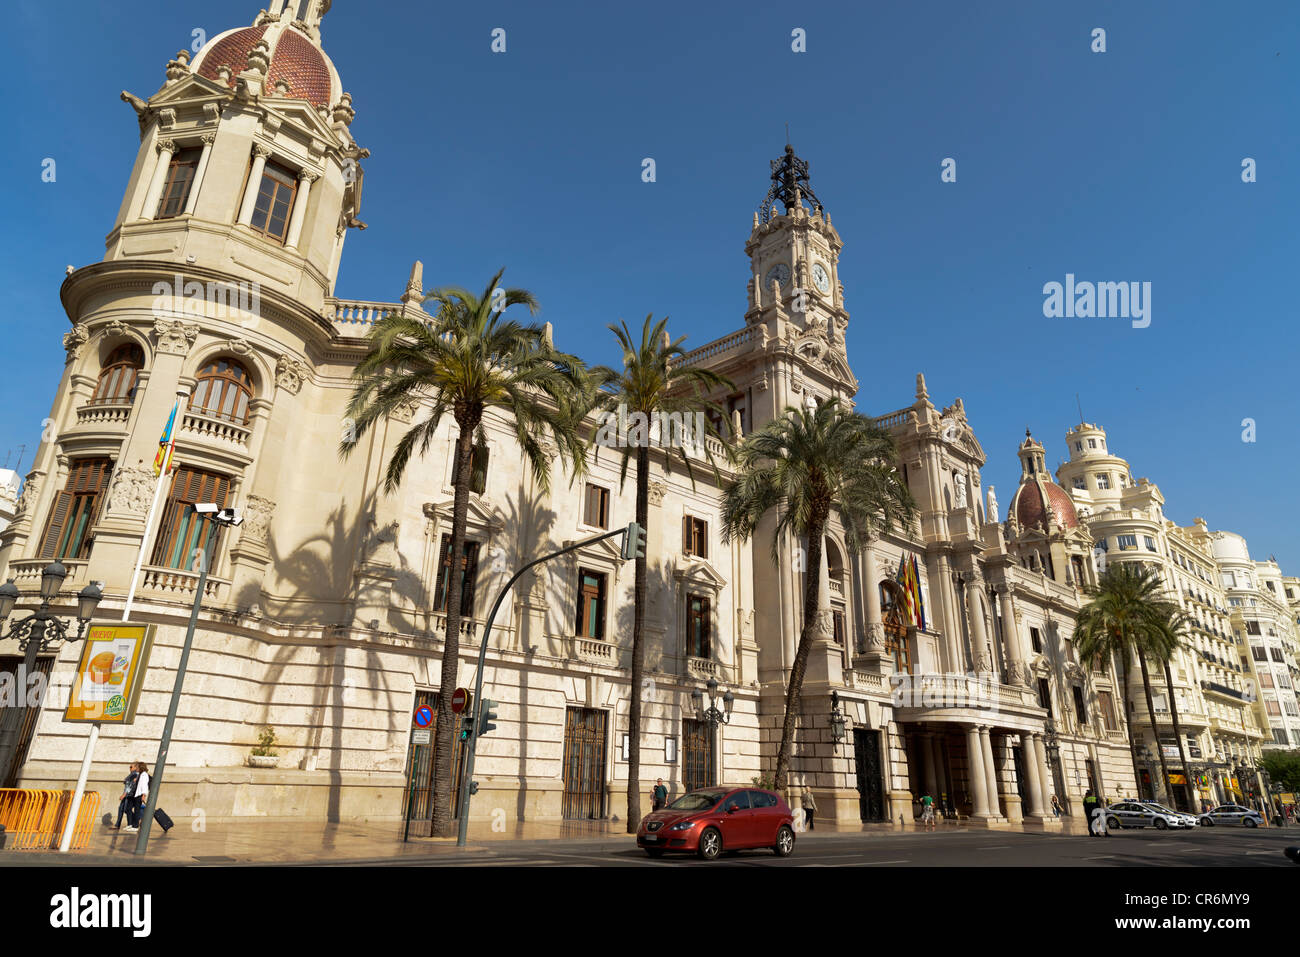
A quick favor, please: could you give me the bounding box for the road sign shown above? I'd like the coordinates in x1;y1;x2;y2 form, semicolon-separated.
412;728;431;745
413;704;433;728
451;688;470;714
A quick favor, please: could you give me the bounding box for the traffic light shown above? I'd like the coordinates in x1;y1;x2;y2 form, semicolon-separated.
622;522;646;560
459;712;474;742
477;699;499;737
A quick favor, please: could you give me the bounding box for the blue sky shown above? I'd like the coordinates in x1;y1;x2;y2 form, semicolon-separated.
3;0;1298;568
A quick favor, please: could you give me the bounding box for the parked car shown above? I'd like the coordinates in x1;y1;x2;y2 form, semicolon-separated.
1198;804;1264;828
636;787;796;859
1104;801;1186;830
1140;802;1199;828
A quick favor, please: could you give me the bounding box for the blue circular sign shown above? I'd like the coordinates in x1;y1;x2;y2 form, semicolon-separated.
414;704;433;727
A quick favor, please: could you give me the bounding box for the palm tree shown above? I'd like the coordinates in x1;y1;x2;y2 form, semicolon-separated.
584;315;732;833
341;269;589;837
1075;563;1189;807
720;399;915;792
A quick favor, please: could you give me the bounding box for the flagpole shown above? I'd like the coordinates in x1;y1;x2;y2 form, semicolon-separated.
57;386;187;853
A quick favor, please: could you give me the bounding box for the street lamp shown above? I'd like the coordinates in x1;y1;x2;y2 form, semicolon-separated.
0;565;103;786
829;690;847;747
692;677;733;729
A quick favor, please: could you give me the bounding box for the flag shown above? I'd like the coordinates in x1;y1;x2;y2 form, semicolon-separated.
895;553;927;631
910;555;927;631
153;400;179;476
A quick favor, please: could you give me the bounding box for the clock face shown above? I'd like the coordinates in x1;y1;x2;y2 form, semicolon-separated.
765;263;791;287
812;263;831;294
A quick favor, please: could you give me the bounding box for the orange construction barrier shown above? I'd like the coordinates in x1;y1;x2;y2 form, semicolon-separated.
0;788;101;851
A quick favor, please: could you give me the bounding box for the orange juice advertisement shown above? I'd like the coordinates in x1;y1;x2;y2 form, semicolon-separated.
64;622;155;724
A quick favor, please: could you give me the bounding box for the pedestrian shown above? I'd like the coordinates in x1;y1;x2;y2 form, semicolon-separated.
652;778;667;811
128;761;150;831
1083;790;1106;837
1050;794;1063;818
802;787;817;831
114;762;139;830
920;791;936;831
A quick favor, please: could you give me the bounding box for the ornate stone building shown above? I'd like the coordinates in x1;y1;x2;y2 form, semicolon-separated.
0;1;1136;826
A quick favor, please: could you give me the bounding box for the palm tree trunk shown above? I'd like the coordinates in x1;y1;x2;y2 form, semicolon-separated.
626;442;649;832
1138;655;1171;805
1164;659;1197;812
431;422;476;838
774;512;826;792
1119;650;1144;800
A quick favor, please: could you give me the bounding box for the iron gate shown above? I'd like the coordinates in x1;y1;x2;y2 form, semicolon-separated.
682;718;714;793
854;728;886;821
562;707;608;819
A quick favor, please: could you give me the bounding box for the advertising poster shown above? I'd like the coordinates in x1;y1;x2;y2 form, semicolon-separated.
63;621;155;724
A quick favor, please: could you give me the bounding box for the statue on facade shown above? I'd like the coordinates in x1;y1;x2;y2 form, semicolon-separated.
986;485;999;523
952;472;967;509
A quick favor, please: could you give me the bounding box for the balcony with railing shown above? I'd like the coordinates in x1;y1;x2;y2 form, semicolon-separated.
325;298;405;336
674;326;757;368
75;401;134;429
138;565;230;603
570;635;618;666
432;611;478;642
180;411;252;450
7;559;90;593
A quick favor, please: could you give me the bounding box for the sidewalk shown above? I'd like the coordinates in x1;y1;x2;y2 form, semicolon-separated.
7;810;1251;865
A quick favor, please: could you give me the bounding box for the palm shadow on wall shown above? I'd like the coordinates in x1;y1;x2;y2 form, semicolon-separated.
229;489;410;823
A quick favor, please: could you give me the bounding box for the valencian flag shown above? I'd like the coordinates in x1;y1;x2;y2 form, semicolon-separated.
895;553;927;631
152;399;180;476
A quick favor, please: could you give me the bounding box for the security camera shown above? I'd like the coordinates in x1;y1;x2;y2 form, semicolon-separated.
192;503;243;526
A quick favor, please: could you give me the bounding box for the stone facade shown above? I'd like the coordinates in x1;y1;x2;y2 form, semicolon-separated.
0;0;1139;826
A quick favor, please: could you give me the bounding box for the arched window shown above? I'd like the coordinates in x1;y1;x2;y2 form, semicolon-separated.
91;343;144;405
879;580;912;674
190;357;254;425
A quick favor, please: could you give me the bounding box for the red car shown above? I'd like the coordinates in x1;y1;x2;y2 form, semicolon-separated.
637;787;796;860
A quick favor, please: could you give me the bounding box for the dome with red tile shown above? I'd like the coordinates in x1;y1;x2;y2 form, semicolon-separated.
1012;479;1079;530
193;23;339;109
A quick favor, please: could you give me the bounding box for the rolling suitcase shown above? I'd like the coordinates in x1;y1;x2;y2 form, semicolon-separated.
153;808;174;833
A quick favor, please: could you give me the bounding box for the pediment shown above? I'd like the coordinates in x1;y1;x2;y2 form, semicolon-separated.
422;497;505;534
672;555;728;589
561;533;628;566
145;74;234;108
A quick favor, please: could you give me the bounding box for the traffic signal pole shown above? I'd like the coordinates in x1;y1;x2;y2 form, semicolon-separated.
455;523;643;846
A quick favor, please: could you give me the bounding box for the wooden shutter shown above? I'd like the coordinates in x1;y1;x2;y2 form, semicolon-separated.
595;574;605;640
460;542;479;616
37;491;74;559
683;515;690;553
434;534;451;611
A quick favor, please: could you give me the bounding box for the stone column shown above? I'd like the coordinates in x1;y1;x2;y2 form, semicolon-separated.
183;132;217;216
980;726;1000;815
966;725;991;817
860;536;885;655
284;170;317;249
1022;733;1046;816
1034;734;1055;813
967;580;991;670
920;732;938;796
999;586;1027;684
929;734;949;804
140;138;176;221
237;145;271;225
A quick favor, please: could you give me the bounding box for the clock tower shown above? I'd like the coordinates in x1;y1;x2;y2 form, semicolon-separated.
741;144;857;426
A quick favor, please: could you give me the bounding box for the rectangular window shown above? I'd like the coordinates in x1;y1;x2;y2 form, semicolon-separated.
1143;536;1157;552
1259;672;1275;689
1246;620;1262;635
1266;700;1282;717
575;569;606;640
686;594;710;658
1074;442;1082;451
1270;648;1285;663
156;147;202;219
1098;690;1117;731
583;483;609;529
1116;534;1137;550
1037;678;1052;716
149;466;231;569
683;515;708;558
1096;473;1110;489
1072;478;1086;490
433;535;479;616
1251;645;1268;662
1088;439;1097;449
1072;685;1088;725
832;609;845;647
1030;626;1042;653
38;458;113;560
249;160;298;243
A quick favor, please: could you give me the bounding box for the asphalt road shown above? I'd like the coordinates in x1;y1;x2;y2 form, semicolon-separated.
318;824;1300;867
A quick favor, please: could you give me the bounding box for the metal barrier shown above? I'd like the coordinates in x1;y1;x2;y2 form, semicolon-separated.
0;788;100;851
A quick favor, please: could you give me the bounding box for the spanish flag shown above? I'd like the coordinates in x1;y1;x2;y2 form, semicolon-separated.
896;553;927;631
152;399;179;476
908;555;927;631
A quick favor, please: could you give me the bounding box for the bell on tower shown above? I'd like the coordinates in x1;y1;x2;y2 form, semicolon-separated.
758;143;824;222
